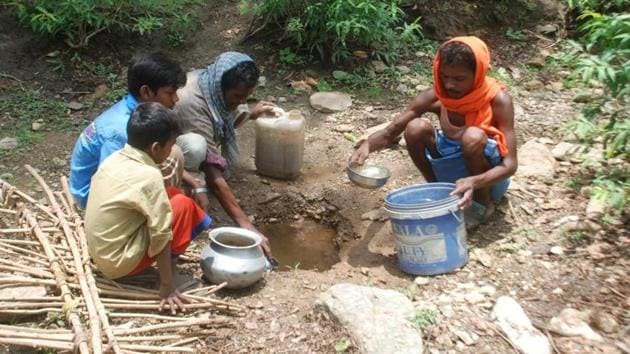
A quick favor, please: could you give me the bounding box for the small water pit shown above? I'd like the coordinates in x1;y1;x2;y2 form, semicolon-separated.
260;220;340;271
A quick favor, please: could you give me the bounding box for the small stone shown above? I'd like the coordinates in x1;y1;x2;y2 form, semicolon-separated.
90;84;109;100
515;140;556;179
551;142;577;161
264;95;276;102
396;65;411;74
465;292;485;304
415;84;429;92
245;321;258;330
258;76;267;87
360;267;370;276
260;179;270;185
472;248;493;268
493;296;552;354
454;329;476;346
525;79;544;91
67;101;84;110
333;124;354;133
248;301;264;309
31;122;43;131
360;209;388;222
414;277;429;286
268;218;278;223
52;157;66;168
371;60;387;72
0;137;18;150
552;288;564;295
549;308;603;341
260;192;282;204
526;56;546;68
440;304;454;317
549;246;564;256
278;97;288;103
309;92;352;113
535;24;557;34
586;198;607;219
436;333;453;347
479;285;496;296
396;83;409;94
590;312;619;334
550;81;563;92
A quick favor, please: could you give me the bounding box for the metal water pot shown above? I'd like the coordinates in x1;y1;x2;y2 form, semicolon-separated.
200;227;266;289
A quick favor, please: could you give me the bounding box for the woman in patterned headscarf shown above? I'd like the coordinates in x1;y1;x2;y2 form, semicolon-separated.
173;52;276;260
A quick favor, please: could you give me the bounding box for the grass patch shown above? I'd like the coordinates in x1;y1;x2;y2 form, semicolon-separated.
411;308;437;329
0;88;68;156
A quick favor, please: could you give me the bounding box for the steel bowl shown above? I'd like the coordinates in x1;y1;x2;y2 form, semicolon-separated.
346;162;391;189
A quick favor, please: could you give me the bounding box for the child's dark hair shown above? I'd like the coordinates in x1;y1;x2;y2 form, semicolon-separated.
127;102;181;150
221;61;259;92
439;41;476;73
127;52;186;98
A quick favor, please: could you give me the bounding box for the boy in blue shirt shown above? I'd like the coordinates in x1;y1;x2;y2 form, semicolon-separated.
69;52;186;208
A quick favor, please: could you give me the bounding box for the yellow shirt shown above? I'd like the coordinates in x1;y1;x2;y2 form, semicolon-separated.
85;144;173;279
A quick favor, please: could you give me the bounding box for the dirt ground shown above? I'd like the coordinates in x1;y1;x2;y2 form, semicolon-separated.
0;1;628;353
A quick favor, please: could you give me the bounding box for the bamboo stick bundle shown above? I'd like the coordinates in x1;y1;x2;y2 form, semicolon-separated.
61;175;122;354
0;179;60;222
0;238;69;251
26;164;103;354
0;324;72;334
0;337;73;351
21;208;90;354
112;316;231;336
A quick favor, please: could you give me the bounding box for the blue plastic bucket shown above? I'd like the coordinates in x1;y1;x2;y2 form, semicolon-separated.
384;183;468;275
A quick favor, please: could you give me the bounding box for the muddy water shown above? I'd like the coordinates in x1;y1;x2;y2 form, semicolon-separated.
260;220;340;271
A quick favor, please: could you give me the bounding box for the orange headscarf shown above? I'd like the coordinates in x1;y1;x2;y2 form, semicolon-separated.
433;36;508;156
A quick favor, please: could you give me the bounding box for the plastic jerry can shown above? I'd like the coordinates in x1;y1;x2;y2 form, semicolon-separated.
255;108;305;180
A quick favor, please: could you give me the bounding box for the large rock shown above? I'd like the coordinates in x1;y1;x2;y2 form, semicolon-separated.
0;138;18;150
492;296;551;354
515;140;556;179
0;286;47;323
316;283;422;354
309;92;352;113
548;308;603;341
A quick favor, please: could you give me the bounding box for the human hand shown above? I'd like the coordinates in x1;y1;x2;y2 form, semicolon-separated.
158;286;190;315
349;140;370;165
250;101;277;120
243;224;274;261
193;192;210;213
450;176;476;210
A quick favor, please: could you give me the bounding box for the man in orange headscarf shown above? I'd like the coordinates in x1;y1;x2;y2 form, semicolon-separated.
350;36;517;227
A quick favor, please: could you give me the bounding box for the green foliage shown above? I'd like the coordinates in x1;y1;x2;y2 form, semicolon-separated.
334;338;351;353
411;308;437;329
279;47;305;67
9;0;202;48
566;0;629;13
505;28;527;42
558;4;629;211
241;0;423;63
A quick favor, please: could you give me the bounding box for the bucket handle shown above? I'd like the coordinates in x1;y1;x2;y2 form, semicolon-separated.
449;209;462;223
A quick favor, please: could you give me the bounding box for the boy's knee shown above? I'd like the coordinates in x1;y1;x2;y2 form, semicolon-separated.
176;133;207;171
461;127;487;152
170;193;196;215
404;118;434;145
